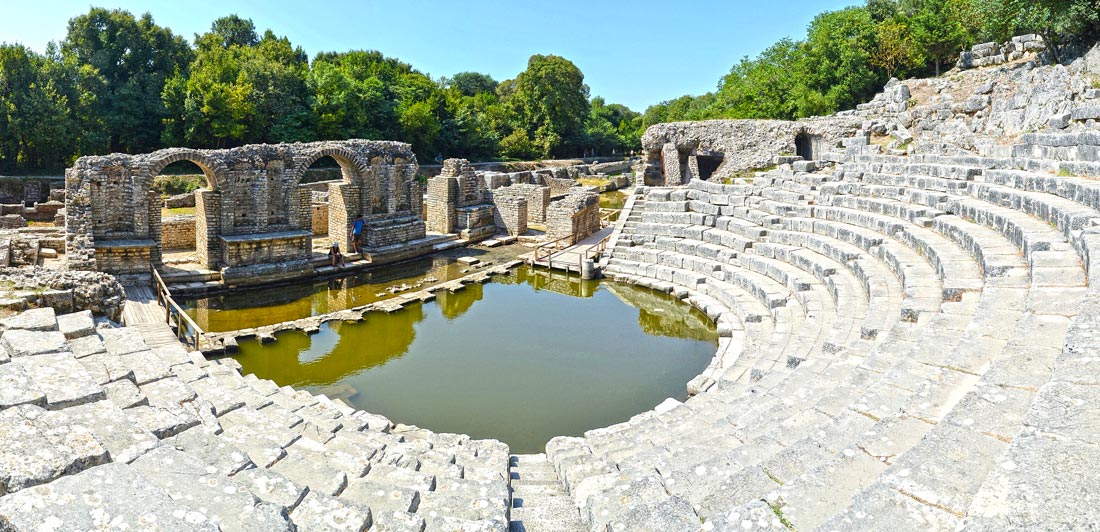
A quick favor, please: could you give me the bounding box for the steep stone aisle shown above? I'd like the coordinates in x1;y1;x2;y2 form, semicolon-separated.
509;454;586;532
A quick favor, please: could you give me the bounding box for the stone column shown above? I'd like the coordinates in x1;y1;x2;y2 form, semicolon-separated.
661;143;683;186
298;188;312;257
148;190;162;267
327;182;358;251
195;190;221;269
426;176;458;234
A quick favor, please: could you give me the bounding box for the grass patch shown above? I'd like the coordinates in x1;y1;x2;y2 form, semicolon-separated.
576;177;611;187
769;502;797;531
1057;167;1077;177
153;174;206;196
162;207;196;217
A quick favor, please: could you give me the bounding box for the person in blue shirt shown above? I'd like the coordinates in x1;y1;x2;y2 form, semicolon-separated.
352;214;365;255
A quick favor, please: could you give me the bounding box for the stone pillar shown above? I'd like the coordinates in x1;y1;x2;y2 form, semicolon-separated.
148;190;162;267
426;176;458;233
661;143;682;186
195;190;221;269
685;155;700;183
327;182;358;251
298;188;313;257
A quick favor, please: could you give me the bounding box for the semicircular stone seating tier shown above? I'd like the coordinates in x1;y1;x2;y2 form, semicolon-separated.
542;128;1100;531
8;130;1098;530
63;140;426;285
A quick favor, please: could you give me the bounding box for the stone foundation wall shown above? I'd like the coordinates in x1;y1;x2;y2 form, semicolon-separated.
366;218;427;248
490;194;527;236
547;189;600;242
162;215;196;250
94;243;155;276
220;232;310;268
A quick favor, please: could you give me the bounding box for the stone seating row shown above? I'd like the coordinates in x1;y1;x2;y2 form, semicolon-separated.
554;154;1091;529
0;307;512;532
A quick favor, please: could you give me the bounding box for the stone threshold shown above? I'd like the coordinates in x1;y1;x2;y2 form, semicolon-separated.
201;259;524;355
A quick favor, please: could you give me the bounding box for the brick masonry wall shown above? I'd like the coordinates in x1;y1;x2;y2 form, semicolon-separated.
312;204;329;235
547;188;600;242
162;215;196;250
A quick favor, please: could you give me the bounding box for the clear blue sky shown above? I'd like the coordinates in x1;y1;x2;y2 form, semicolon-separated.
0;0;859;111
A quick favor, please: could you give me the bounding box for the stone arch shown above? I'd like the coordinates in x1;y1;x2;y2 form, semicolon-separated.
292;147;367;186
146;150;225;191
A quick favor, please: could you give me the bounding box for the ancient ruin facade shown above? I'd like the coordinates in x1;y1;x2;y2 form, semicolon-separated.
65;140;423;284
640;118;862;186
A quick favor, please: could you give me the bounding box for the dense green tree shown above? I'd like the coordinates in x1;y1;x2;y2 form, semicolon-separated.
0;45;80;170
446;72;498;97
904;0;973;75
505;55;590;157
797;6;883;117
715;38;803;119
972;0;1100;62
162;22;311;147
61;8;192;153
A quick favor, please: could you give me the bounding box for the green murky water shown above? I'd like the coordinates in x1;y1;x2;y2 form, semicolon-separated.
183;251;518;332
599;189;626;210
230;266;718;453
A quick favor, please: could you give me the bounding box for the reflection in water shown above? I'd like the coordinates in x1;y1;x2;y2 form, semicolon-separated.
235;266;718;453
183;255;472;332
604;283;716;341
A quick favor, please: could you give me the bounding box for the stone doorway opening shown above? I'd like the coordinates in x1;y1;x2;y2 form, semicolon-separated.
303;155;348;254
795;132;823;161
156;160;213;266
695;154;724;180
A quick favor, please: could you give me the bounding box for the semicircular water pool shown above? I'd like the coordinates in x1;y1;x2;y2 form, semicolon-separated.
211;266;718;453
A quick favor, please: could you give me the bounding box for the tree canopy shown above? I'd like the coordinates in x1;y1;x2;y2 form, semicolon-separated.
0;10;642;172
644;0;1099;124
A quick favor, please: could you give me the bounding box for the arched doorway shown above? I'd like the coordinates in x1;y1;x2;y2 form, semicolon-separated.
154;159;214;267
301;153;347;245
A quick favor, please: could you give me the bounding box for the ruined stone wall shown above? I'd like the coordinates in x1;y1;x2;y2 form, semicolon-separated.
545;177;578;199
161;215;196;250
641;118;861;185
66;139;421;276
488;188;528;236
0;267;125;320
425;175;458;234
495;184;549;224
546;188;600;242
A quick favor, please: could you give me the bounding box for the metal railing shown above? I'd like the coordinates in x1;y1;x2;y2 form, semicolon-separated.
152;267;207;350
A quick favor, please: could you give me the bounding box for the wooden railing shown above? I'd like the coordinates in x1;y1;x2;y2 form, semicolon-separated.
532;230;613;273
152;267;208;350
533;233;575;264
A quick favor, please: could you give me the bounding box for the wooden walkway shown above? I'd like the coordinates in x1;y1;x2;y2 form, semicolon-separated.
122;285;185;350
530;226;614;273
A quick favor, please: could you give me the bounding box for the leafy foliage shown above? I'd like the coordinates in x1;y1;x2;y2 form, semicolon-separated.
0;9;643;172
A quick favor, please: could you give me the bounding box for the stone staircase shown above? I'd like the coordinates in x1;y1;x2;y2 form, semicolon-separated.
507;454;585;532
0;306;511;531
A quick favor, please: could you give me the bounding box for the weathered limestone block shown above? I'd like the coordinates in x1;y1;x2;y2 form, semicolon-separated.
0;404;109;494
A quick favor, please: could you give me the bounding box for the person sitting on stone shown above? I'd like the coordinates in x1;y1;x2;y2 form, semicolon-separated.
352;214;365;255
328;240;346;268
